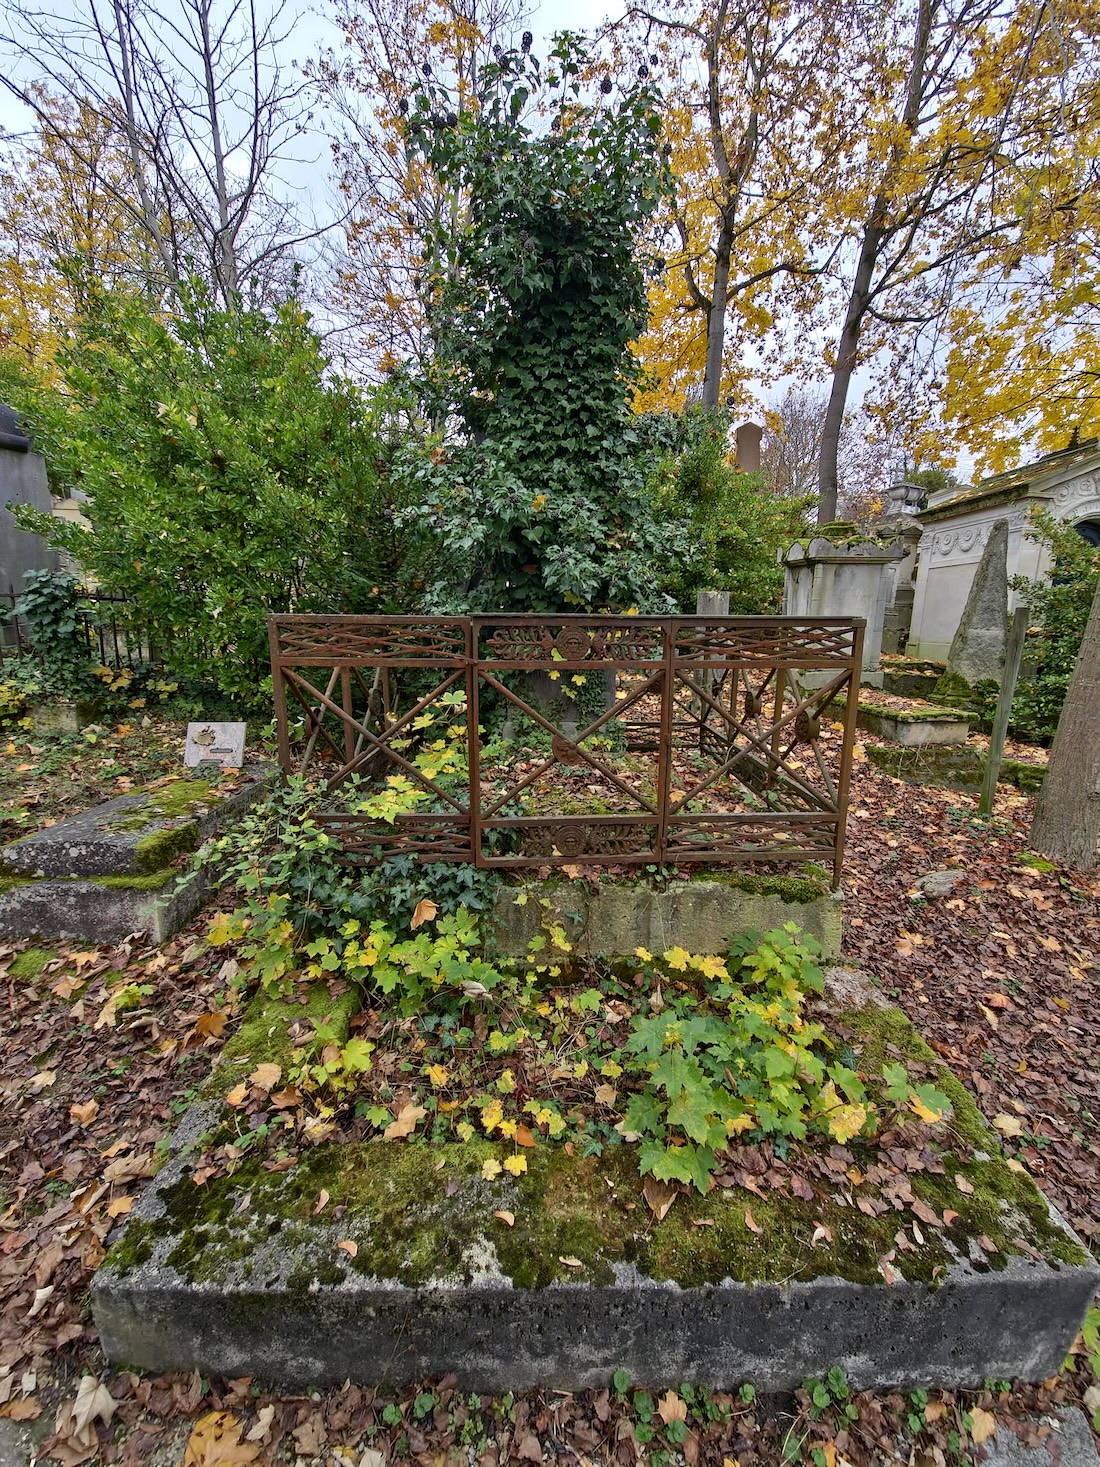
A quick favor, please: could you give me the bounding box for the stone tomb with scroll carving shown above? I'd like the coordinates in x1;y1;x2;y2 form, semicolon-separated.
908;437;1100;662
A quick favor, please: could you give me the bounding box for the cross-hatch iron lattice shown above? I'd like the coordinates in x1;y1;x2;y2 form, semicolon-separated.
269;615;865;887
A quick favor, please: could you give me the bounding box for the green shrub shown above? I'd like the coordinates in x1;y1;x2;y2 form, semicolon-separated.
1011;513;1100;742
8;283;432;709
650;407;814;612
402;38;688;613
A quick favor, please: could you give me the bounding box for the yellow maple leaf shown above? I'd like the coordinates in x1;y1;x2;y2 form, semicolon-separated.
481;1098;504;1133
693;954;730;979
820;1082;869;1144
503;1154;527;1176
426;1064;450;1087
184;1410;261;1466
481;1158;502;1180
663;946;691;971
909;1094;945;1124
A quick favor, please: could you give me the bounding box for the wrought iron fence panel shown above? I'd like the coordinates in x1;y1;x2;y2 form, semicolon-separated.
269;614;864;885
0;585;155;669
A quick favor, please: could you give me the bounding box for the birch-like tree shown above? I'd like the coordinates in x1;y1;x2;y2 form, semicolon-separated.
313;0;524;374
0;0;330;306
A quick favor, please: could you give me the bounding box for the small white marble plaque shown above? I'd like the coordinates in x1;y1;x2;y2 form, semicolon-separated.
184;721;246;769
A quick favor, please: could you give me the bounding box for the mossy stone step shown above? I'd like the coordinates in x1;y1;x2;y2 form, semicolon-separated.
1;774;262;878
0;772;270;943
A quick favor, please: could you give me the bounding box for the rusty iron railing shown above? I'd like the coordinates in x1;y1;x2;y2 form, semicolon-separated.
269;614;865;886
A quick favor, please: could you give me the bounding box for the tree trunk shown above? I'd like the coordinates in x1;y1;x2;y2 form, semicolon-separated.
701;209;733;409
1029;574;1100;868
816;224;881;523
815;0;936;525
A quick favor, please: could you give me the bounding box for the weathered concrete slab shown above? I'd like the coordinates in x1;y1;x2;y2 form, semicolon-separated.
0;868;209;944
93;1095;1099;1394
864;744;1045;794
490;875;843;963
0;771;270;942
982;1409;1100;1467
856;706;972;747
1;773;267;879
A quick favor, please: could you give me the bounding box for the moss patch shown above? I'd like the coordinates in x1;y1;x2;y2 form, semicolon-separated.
132;824;200;873
697;870;831;904
931;672;977;707
91;868;178;893
0;874;37;896
863;745;1044;794
999;759;1045;793
101;778;216;830
206;982;361;1095
8;944;58;979
107;1000;1088;1294
861;706;970;726
846;1006;1088;1270
99;778;217;869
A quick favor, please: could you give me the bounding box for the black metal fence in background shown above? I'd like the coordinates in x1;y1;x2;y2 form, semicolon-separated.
0;586;155;670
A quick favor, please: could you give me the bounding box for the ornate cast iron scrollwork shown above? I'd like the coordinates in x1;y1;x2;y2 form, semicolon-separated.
271;613;862;879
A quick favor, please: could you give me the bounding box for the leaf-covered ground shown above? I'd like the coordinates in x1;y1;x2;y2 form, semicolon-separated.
0;720;196;846
0;733;1097;1464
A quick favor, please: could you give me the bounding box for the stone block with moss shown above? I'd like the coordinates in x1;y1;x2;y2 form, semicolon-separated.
489;870;841;963
864;744;1045;794
1;773;267;879
0;771;270;943
91;986;1097;1392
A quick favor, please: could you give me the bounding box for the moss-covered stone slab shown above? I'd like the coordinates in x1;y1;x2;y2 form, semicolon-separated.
855;705;972;748
0;771;269;942
1;773;266;879
92;999;1098;1392
0;868;209;944
881;669;942;699
865;745;1045;793
490;872;842;962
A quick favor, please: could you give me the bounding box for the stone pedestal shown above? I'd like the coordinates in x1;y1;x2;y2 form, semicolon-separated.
782;533;904;686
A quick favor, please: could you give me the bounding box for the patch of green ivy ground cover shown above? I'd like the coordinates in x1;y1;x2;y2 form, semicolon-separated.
109;909;1087;1298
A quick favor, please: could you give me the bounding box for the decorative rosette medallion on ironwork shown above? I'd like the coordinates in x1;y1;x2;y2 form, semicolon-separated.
549;824;587;858
554;625;591;661
551;732;584;766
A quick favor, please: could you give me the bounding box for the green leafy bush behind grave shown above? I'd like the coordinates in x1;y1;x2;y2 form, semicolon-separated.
1010;512;1100;742
648;407;816;613
6;284;433;709
400;38;690;613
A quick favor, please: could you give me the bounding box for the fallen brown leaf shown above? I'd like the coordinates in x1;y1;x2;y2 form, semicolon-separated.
384;1101;426;1140
411;897;438;929
642;1175;678;1222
